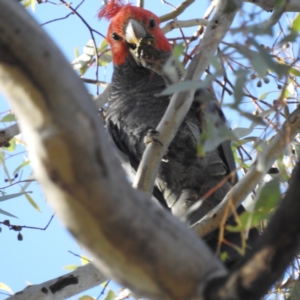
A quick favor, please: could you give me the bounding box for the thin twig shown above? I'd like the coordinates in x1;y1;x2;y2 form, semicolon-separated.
0;215;54;231
162;18;208;34
40;0;84;26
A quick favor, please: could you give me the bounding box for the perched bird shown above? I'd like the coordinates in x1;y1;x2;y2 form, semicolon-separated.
99;0;258;267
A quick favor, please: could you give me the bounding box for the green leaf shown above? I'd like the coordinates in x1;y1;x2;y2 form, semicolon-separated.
239;111;267;126
233;127;253;139
81;254;90;265
98;39;109;52
279;31;298;44
292;13;300;32
13;160;30;175
24;192;41;212
104;290;115;300
0;282;13;294
30;0;35;12
0;208;17;218
172;43;184;59
74;46;80;58
0;151;4;164
5;137;16;152
289;67;300;77
233;70;248;107
233;112;265;139
227;178;280;232
98;52;112;67
63;265;78;271
22;0;32;8
0;114;16;122
199;113;236;154
235;40;289;78
258;91;271;100
220;252;229;262
71;40;96;75
78;296;95;300
234;155;251;169
0;192;31;202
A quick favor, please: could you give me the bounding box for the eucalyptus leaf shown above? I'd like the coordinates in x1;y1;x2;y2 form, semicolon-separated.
0;208;17;218
104;291;115;300
227;178;280;232
0;191;32;202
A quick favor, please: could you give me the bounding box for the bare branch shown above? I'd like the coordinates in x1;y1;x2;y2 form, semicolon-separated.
159;0;195;23
192;106;300;237
82;78;108;87
162;18;208;34
0;1;228;299
133;0;241;192
6;264;106;300
0;123;19;147
136;0;144;8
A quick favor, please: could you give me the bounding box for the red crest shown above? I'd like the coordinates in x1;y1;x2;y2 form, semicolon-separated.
98;0;130;20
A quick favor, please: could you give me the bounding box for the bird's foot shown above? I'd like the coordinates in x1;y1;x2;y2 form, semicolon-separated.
144;129;163;146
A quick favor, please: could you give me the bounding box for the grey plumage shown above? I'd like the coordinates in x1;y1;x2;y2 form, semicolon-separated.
106;54;258;267
101;4;258;268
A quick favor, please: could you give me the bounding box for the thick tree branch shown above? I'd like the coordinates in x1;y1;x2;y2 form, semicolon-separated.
0;123;19;147
192;107;300;237
133;0;241;192
6;263;106;300
204;160;300;300
0;1;228;299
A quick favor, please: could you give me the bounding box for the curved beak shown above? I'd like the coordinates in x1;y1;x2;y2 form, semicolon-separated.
125;19;157;67
125;19;147;45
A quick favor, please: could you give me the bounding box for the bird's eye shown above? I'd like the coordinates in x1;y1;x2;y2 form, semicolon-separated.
111;32;122;41
149;19;156;29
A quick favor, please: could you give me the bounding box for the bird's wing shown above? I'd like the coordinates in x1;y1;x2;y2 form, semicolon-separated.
107;118;170;209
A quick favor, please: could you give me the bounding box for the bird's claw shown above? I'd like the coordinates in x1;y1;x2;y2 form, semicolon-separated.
144;129;163;146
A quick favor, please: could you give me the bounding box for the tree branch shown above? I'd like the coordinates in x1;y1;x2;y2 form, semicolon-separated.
243;0;300;12
6;264;106;300
159;0;195;23
162;18;208;34
192;106;300;237
0;1;228;299
136;0;144;8
204;160;300;300
0;123;19;147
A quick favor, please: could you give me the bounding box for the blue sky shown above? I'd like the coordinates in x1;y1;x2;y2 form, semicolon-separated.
0;1;297;299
